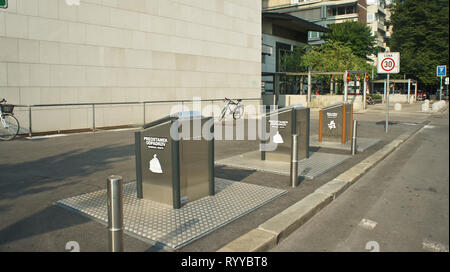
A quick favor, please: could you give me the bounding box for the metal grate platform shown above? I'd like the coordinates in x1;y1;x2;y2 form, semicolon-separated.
216;151;351;179
310;136;380;152
57;178;286;250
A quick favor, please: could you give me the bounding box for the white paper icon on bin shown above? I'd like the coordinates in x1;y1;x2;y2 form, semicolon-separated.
273;131;284;144
149;154;163;174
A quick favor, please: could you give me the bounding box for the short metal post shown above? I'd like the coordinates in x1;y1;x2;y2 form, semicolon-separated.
208;117;215;196
351;120;358;156
107;175;124;252
290;134;299;188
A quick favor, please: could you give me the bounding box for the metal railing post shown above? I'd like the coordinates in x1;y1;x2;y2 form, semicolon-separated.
28;106;32;138
92;104;96;132
107;175;124;252
290;134;299;188
351;120;358;156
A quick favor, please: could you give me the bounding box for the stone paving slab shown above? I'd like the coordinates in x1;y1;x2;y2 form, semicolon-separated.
310;135;380;152
216;151;351;180
57;178;286;250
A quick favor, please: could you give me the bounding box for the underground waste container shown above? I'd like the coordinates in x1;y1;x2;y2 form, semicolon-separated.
134;111;215;209
318;102;353;144
261;105;310;162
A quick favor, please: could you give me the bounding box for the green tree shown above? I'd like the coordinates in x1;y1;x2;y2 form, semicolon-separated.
281;41;375;73
389;0;449;90
280;41;376;93
323;21;378;60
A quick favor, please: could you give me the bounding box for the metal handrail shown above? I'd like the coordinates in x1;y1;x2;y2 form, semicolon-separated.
12;97;262;137
13;97;261;108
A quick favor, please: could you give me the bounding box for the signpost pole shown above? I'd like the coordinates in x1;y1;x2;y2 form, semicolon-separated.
378;52;399;133
386;74;390;134
437;66;447;100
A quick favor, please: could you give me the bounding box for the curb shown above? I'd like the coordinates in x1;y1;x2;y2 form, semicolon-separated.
217;120;431;252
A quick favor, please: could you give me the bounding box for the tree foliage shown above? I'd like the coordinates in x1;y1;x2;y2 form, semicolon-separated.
323;21;378;60
389;0;449;90
280;41;376;93
281;41;375;74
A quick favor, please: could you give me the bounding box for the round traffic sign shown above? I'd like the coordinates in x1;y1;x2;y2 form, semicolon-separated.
381;58;395;72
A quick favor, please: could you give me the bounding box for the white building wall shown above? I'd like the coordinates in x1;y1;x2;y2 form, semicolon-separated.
0;0;261;133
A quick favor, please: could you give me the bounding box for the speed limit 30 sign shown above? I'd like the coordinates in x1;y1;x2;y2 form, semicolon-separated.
377;52;400;74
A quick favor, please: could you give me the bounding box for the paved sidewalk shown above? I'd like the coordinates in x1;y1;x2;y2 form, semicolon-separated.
0;106;438;252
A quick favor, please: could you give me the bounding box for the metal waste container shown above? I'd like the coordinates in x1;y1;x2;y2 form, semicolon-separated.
134;111;215;209
319;102;353;144
261;105;310;162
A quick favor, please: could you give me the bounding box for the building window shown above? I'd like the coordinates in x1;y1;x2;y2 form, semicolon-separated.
367;13;374;22
308;31;320;39
327;4;357;17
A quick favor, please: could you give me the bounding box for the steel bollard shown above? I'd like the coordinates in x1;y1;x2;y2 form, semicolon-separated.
290;134;299;188
107;175;124;252
351;120;358;156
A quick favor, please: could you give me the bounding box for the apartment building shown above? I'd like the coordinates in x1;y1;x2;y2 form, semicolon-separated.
263;0;368;44
366;0;390;52
0;0;261;133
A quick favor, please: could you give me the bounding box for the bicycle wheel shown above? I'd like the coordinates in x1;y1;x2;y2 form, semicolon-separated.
233;105;244;120
0;114;20;141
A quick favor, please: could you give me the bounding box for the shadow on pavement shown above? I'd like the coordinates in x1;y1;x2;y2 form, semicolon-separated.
0;144;135;201
0;205;90;248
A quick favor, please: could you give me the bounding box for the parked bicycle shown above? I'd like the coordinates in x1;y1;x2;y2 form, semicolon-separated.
0;98;20;141
219;98;244;121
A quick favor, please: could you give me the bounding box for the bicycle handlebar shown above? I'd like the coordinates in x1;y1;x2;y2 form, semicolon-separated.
223;98;242;103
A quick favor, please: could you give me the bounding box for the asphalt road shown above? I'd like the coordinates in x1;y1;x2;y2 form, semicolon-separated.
271;110;449;252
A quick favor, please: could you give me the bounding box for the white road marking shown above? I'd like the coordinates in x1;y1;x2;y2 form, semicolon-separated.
422;239;449;252
424;125;436;129
358;219;378;230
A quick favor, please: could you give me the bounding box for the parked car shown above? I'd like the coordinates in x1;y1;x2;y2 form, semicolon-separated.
416;91;428;101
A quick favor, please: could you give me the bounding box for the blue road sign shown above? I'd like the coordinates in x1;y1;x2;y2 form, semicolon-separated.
437;65;446;77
